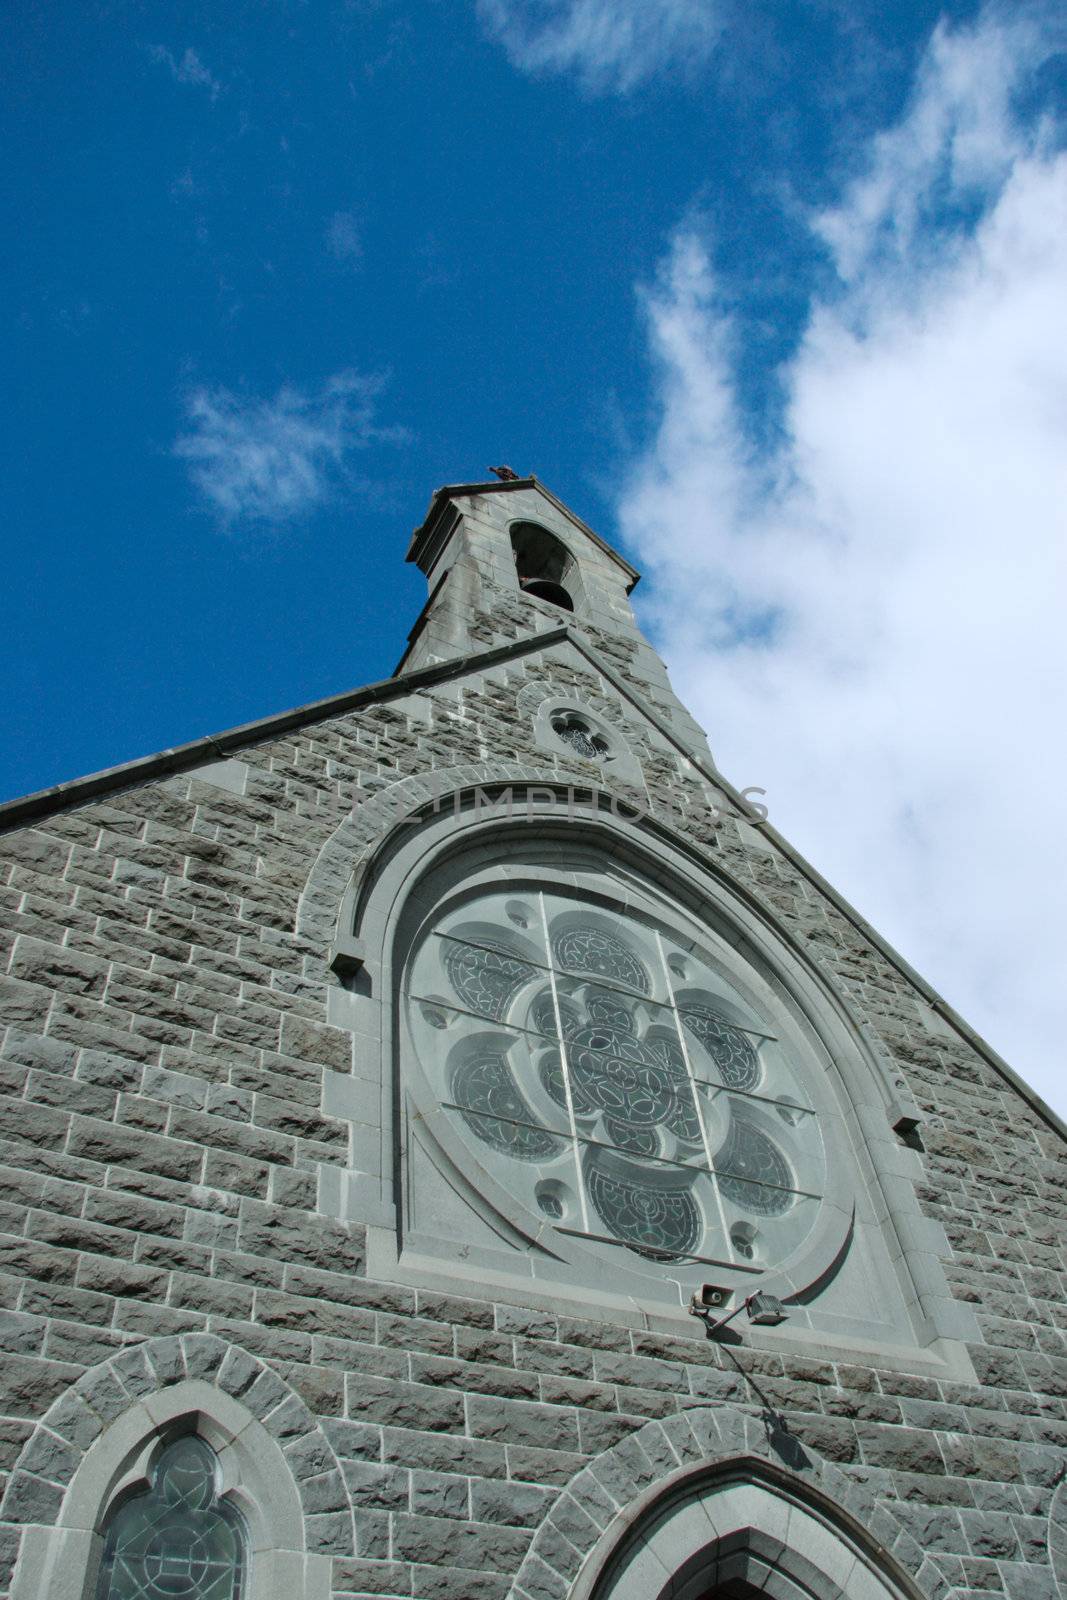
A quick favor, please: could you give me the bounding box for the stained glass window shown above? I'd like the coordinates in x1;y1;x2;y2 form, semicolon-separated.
95;1436;245;1600
406;890;824;1275
550;713;610;761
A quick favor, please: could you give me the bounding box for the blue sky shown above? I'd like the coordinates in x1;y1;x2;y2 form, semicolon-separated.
3;0;981;791
4;1;1066;1112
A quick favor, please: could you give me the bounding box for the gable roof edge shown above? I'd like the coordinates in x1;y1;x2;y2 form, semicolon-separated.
0;629;571;834
573;641;1067;1146
1;624;1059;1144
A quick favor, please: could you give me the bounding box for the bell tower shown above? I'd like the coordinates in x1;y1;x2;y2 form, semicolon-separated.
397;472;712;754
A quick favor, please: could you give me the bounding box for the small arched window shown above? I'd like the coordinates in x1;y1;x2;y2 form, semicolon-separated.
549;710;612;761
95;1434;246;1600
510;521;576;611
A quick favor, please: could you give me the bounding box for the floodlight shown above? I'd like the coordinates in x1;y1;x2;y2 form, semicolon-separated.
690;1288;790;1338
745;1292;787;1326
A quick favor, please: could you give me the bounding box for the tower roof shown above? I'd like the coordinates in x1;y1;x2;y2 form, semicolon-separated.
406;476;641;593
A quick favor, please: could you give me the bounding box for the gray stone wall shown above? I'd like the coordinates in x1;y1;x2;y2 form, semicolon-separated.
0;633;1064;1600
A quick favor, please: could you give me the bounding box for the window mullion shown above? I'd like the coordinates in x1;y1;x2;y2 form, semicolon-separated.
656;929;734;1263
537;892;590;1235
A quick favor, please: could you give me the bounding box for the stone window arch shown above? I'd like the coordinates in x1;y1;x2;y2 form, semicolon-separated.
9;1378;331;1600
511;1408;937;1600
327;786;975;1371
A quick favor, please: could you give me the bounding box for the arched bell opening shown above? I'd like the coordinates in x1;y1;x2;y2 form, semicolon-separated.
511;521;578;611
519;575;574;610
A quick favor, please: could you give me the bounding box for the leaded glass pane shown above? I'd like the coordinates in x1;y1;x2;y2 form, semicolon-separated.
551;715;609;761
442;938;537;1022
451;1048;567;1160
715;1111;795;1216
695;1081;823;1202
681;1005;761;1092
551;925;651;994
585;1157;701;1259
95;1436;244;1600
406;888;825;1274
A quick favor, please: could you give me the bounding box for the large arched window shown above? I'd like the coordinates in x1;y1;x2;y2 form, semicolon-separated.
378;800;886;1324
328;787;976;1361
406;884;823;1274
95;1434;245;1600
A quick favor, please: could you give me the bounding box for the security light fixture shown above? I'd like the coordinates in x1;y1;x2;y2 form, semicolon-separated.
746;1292;787;1326
690;1289;789;1337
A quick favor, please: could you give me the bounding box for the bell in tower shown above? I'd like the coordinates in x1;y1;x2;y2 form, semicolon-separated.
511;519;577;611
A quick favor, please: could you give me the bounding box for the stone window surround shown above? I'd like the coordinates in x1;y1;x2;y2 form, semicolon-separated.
321;784;978;1376
403;875;837;1290
9;1379;332;1600
527;691;646;793
509;1401;937;1600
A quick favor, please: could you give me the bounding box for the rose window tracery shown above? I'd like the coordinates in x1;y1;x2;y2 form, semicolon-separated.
407;890;824;1272
717;1113;794;1216
452;1052;564;1161
681;1004;761;1091
550;713;611;761
444;938;535;1020
552;925;648;991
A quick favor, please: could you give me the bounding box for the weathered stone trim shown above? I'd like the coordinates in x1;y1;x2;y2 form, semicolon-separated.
509;1404;935;1600
1;1333;352;1599
297;762;571;948
0;633;574;835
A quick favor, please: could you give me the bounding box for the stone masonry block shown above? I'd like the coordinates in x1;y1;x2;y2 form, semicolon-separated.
280;1014;353;1072
9;938;110;998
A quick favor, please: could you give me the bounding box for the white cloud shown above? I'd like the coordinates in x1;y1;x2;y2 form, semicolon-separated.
476;0;721;94
175;371;389;526
326;211;363;265
815;14;1050;284
148;45;222;101
620;11;1067;1115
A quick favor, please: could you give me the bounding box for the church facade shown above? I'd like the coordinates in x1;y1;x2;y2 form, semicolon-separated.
0;476;1064;1600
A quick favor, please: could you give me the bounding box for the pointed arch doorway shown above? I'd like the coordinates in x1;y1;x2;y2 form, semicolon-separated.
584;1463;922;1600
